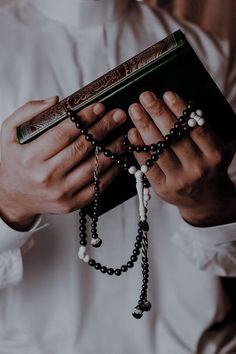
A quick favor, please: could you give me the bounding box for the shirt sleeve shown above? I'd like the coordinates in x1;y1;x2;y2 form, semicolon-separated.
0;216;49;289
172;219;236;276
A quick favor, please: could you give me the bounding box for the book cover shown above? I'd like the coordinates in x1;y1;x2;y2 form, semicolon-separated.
16;30;236;215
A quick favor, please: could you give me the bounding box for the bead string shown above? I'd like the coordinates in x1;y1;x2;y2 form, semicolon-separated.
67;101;205;319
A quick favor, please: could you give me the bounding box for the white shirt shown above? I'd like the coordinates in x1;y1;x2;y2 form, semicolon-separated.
0;1;236;353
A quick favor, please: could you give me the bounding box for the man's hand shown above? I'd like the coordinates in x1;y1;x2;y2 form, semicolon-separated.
0;97;127;231
128;91;236;227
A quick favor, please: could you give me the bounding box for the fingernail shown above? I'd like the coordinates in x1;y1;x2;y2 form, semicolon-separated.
93;103;105;115
164;91;177;103
140;92;155;106
43;96;59;104
113;110;126;123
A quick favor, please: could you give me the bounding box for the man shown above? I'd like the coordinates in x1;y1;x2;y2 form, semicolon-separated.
0;0;236;353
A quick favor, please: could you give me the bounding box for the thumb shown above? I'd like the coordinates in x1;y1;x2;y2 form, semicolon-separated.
2;96;59;143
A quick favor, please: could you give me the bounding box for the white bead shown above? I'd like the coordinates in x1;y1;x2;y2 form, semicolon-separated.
83;255;90;263
143;187;149;195
197;118;205;126
188;118;197;127
196;109;203;117
190;112;195;119
128;166;137;175
135;170;143;179
193;113;200;120
79;246;86;254
141;165;148;173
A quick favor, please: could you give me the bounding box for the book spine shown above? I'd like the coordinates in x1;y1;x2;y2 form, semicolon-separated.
17;31;180;144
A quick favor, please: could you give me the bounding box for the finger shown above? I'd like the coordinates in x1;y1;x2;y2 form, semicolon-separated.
163;91;203;167
128;128;165;184
2;96;59;143
139;91;176;135
69;164;122;211
24;102;106;160
128;100;180;173
49;109;126;174
63;136;126;195
163;91;224;160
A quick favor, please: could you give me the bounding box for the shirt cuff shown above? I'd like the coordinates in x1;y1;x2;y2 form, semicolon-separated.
0;216;49;254
172;219;236;276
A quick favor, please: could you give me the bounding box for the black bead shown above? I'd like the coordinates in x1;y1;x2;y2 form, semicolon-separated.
133;249;140;256
135;145;142;153
127;261;134;268
104;149;112;157
91;139;99;146
121;265;128;272
150;144;156;152
165;134;172;143
141;301;152;312
85;133;93;141
116;159;122;165
79;233;86;239
107;268;114;275
177;129;185;139
122;139;129;146
135;241;142;249
156;148;163;155
146;159;154;168
100;266;108;274
115;269;122;276
92;216;98;222
94;186;100;192
174;121;180;128
111;154;117;160
136;235;142;242
178;116;187;124
130;255;138;262
94;262;101;270
79;217;86;225
98;145;105;152
80;239;87;246
132;307;143;319
75;121;81;128
80;128;88;135
79;225;86;231
128;145;134;152
123;162;130;170
169;128;176;135
151;154;159;161
183;108;190;116
160;141;167;149
88;259;96;267
142;263;149;270
143;146;150;152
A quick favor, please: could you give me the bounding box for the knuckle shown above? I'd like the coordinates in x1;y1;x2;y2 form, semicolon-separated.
71;138;90;159
56;200;73;214
192;164;208;182
31;167;51;186
210;149;224;168
152;100;165;116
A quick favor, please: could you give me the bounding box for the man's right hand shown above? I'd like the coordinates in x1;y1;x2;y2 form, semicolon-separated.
0;97;127;231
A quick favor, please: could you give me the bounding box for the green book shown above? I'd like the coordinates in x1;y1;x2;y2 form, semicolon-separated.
16;30;236;214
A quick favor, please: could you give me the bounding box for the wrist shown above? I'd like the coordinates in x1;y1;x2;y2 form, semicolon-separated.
0;210;40;232
179;177;236;227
